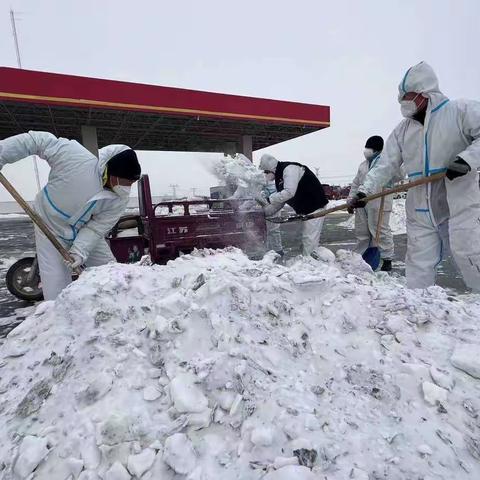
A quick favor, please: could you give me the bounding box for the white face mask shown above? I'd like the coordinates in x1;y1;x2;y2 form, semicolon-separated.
400;100;418;118
363;148;375;160
265;172;275;182
113;184;131;198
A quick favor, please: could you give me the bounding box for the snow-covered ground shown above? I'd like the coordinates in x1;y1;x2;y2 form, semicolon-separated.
0;247;479;479
0;214;27;219
339;199;407;235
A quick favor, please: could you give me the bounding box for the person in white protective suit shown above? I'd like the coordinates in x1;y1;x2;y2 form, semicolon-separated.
0;131;141;300
257;154;329;256
261;180;284;255
349;61;480;292
348;135;402;272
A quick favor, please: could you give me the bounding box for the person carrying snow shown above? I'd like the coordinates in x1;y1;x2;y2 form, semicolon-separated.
347;135;399;272
349;61;480;292
257;154;328;256
0;131;141;300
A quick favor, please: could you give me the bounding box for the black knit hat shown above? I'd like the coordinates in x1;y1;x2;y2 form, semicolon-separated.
365;135;384;152
107;149;141;181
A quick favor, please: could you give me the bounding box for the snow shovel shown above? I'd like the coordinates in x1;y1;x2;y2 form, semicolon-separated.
267;172;446;224
361;191;385;270
0;172;83;275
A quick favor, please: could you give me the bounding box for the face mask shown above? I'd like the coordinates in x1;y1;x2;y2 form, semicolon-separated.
265;172;275;182
400;100;418;118
113;185;131;198
363;148;375;160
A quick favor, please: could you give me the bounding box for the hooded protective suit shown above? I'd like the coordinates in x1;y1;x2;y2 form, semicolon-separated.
259;154;328;256
262;181;283;254
0;131;134;299
360;62;480;291
348;154;397;260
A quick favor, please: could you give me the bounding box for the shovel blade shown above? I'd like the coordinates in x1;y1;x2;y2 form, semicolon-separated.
362;246;381;271
266;216;302;224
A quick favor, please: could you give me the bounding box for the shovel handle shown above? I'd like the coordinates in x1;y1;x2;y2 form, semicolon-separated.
0;172;82;275
268;172;446;223
374;191;386;245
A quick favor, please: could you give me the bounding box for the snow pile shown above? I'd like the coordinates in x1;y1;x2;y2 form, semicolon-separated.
155;204;211;217
1;248;480;479
340;199;407;235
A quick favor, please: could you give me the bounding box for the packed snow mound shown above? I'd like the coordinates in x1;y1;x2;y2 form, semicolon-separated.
1;248;480;479
340;199;407;235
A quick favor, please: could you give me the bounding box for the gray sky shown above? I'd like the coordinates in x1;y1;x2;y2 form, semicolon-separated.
1;0;480;201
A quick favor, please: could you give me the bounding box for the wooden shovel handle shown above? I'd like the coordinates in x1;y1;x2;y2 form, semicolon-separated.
374;191;386;245
0;172;82;275
266;172;446;224
304;172;446;220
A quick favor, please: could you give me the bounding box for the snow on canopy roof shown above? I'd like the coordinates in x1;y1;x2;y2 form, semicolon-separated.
0;67;330;152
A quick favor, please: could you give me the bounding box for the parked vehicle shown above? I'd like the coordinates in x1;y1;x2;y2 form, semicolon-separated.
6;175;266;301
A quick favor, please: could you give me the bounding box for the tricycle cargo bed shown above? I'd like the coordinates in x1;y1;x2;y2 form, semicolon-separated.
108;175;266;264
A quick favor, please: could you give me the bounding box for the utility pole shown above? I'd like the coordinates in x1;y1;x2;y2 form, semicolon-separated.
314;167;321;179
169;184;179;199
191;187;197;197
10;10;22;68
10;9;41;193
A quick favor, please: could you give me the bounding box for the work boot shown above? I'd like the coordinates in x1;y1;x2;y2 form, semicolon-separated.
380;259;392;272
273;250;285;264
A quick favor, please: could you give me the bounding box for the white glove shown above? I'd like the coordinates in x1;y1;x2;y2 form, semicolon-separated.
255;195;269;207
64;252;83;270
263;203;280;217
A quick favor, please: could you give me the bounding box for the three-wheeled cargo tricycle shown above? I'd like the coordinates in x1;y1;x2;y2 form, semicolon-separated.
6;175;266;301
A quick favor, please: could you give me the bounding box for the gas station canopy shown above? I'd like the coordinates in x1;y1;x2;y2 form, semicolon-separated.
0;67;330;153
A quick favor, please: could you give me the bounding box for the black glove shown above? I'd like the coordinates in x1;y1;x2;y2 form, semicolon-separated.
349;192;367;209
347;206;354;215
446;157;471;180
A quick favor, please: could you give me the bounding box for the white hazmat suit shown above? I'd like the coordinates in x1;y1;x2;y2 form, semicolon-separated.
348;154;399;261
360;62;480;291
262;181;283;254
0;132;133;299
259;154;327;256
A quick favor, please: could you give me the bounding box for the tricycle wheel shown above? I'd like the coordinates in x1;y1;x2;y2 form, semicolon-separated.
6;257;44;302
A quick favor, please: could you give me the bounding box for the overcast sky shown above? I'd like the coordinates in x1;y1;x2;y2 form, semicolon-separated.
1;0;480;201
